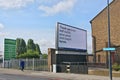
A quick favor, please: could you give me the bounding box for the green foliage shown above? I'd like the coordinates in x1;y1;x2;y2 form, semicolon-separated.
42;54;48;59
112;63;120;71
20;38;27;53
16;38;21;55
16;38;41;59
35;44;41;54
16;38;26;55
17;50;40;59
27;39;36;51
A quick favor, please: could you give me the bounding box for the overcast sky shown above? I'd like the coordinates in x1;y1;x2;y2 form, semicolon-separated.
0;0;112;54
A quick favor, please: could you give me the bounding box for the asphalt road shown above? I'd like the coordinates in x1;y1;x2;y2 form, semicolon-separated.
0;73;51;80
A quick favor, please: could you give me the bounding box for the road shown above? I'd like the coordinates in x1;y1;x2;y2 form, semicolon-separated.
0;73;51;80
0;68;120;80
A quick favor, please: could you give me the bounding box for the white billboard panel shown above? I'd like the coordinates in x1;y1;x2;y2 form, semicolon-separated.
56;22;87;52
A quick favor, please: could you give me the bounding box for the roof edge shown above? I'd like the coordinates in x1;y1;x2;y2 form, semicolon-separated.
90;0;115;24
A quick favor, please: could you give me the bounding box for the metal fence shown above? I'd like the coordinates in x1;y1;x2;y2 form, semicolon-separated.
54;62;88;74
87;53;120;68
4;58;48;71
0;55;120;77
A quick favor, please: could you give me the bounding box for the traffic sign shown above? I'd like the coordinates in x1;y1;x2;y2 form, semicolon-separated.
103;48;115;51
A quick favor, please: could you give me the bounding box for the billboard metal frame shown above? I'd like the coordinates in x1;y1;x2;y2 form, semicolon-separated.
55;22;87;52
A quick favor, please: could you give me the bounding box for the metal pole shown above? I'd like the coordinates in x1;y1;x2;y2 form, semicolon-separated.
107;0;112;80
32;58;34;71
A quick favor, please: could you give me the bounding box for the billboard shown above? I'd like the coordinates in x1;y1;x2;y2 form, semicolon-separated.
4;39;16;60
56;22;87;52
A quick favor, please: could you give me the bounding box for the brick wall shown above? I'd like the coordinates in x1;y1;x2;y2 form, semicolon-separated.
91;0;120;63
48;48;56;72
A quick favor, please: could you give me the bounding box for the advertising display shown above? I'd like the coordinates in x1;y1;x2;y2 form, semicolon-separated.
56;22;87;52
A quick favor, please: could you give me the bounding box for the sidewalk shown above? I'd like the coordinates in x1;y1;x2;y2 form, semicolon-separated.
0;68;120;80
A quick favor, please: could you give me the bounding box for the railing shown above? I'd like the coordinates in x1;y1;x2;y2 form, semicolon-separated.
4;58;48;71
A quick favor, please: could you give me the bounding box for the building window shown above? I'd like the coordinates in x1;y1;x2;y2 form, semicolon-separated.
98;55;101;63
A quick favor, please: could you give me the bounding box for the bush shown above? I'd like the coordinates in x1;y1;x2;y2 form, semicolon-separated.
42;54;48;59
112;63;120;71
17;50;40;59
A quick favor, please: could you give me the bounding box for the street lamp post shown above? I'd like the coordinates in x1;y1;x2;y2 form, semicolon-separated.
107;0;112;80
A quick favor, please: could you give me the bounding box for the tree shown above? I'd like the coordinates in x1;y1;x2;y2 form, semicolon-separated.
16;38;26;55
35;44;41;55
20;39;27;54
16;38;42;59
27;39;36;51
16;38;21;55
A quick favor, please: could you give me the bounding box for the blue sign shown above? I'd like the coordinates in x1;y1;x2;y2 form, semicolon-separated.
103;48;115;51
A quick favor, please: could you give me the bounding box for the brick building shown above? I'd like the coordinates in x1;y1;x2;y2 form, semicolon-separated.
90;0;120;63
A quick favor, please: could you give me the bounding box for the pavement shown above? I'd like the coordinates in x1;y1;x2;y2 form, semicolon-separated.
0;68;120;80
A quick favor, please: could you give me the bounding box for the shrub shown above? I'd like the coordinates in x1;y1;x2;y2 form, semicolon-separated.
17;50;40;59
112;63;120;71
